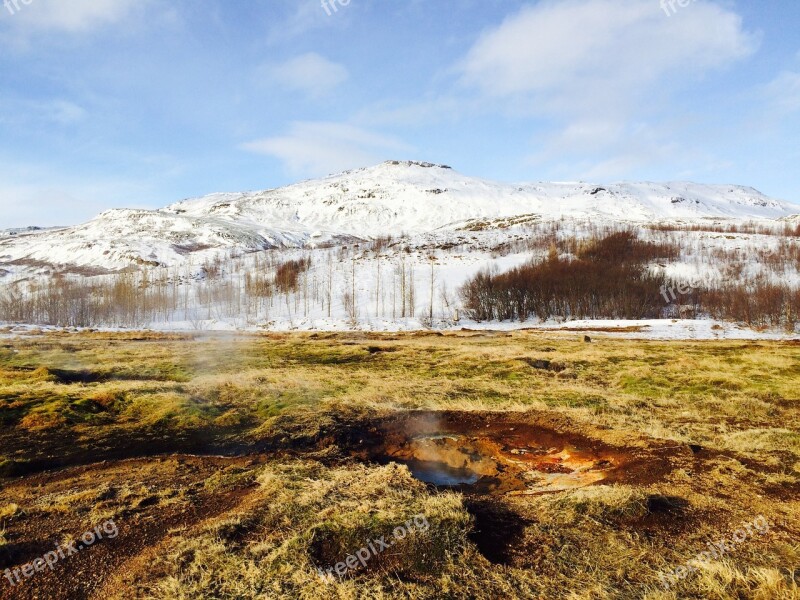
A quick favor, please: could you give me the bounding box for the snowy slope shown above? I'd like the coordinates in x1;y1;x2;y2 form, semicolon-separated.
1;160;799;275
0;210;279;274
0;226;65;240
164;161;798;235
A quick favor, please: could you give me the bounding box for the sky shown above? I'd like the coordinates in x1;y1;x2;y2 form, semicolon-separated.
0;0;799;228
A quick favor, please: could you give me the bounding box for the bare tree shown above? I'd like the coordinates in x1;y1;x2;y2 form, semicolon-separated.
428;254;436;323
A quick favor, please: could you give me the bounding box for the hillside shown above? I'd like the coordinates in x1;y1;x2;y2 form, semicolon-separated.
1;161;798;277
1;161;799;336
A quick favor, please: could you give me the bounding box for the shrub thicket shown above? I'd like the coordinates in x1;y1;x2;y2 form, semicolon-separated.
460;232;675;321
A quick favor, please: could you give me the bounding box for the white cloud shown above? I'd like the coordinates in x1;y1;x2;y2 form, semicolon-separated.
242;122;413;177
261;53;349;97
40;100;87;124
0;173;155;228
764;71;800;115
0;98;87;127
457;0;758;179
528;119;681;180
0;183;92;228
460;0;758;112
265;1;329;43
1;0;146;35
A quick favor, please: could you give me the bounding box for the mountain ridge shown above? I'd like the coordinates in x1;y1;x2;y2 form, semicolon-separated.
1;160;799;277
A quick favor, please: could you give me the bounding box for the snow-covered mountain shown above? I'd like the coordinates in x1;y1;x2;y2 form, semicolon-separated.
1;160;799;276
164;160;797;233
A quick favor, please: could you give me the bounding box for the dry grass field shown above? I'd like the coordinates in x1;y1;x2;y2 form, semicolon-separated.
0;329;798;599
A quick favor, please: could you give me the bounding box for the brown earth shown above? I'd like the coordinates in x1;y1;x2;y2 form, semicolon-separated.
0;410;797;599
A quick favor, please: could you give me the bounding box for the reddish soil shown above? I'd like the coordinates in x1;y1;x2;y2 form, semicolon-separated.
349;410;691;494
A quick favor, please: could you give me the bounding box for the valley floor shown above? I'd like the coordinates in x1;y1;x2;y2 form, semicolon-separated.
0;330;798;599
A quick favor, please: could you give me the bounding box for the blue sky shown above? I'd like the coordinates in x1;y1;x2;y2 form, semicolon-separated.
1;0;799;227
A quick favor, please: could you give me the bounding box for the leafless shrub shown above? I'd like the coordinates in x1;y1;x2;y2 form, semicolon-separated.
275;258;311;294
460;232;674;322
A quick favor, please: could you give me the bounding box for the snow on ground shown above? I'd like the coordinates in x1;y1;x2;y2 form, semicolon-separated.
1;318;796;340
519;319;798;340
